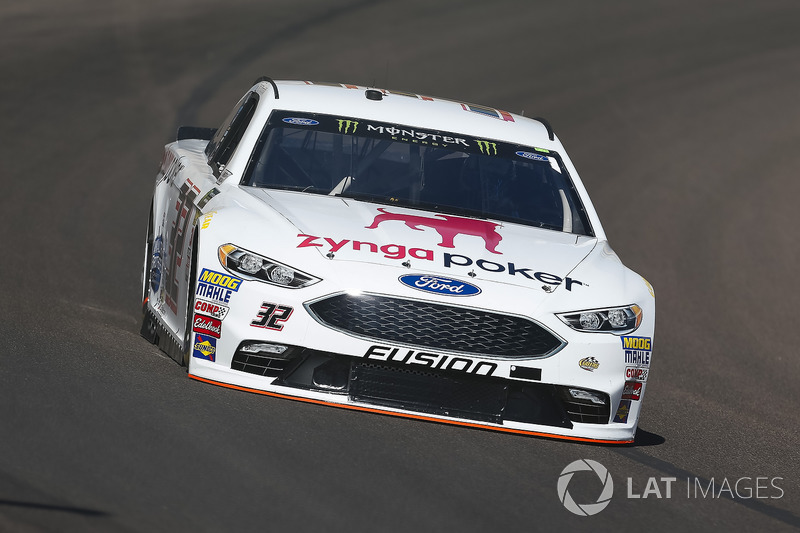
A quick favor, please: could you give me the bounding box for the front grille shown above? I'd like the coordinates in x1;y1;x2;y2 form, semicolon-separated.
231;352;291;377
350;362;508;423
558;387;611;424
306;293;563;358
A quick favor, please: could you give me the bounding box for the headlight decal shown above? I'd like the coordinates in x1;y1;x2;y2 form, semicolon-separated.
218;244;320;288
557;304;642;334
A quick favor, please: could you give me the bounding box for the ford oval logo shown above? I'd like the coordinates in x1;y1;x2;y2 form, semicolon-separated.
515;150;549;162
398;274;481;297
282;117;319;126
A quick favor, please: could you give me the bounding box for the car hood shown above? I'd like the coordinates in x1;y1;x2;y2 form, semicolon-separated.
242;187;597;292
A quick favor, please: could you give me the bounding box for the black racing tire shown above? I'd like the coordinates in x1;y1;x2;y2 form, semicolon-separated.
140;205;158;344
181;230;199;368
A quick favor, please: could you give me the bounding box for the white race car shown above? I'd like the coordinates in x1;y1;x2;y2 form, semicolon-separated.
141;78;655;444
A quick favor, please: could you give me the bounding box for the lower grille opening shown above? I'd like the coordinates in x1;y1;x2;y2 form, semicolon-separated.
350;362;508;423
231;342;303;377
558;386;611;424
230;349;607;428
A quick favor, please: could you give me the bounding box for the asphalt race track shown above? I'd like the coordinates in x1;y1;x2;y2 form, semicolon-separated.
2;1;799;531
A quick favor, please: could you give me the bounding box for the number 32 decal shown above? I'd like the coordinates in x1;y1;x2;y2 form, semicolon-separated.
250;302;293;331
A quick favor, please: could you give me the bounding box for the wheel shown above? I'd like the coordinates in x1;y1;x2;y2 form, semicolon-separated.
180;230;199;368
140;206;159;344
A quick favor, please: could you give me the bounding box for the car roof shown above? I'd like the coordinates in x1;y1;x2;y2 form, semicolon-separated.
253;79;559;151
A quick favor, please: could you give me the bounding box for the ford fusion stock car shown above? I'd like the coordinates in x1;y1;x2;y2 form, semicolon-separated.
140;78;655;443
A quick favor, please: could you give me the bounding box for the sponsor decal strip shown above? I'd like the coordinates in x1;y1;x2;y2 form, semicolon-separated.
188;374;633;444
296;234;585;290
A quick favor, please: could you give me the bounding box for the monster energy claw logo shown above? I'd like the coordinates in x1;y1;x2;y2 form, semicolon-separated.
476;140;497;155
338;119;359;134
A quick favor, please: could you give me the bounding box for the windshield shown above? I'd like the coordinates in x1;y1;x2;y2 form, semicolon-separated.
242;110;593;235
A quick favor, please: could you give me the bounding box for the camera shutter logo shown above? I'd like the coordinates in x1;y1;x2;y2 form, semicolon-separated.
557;459;614;516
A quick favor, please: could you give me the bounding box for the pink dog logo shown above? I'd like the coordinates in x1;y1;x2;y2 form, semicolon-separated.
366;208;503;254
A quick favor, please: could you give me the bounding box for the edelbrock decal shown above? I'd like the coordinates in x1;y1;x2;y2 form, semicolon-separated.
399;274;481;296
282;117;319;126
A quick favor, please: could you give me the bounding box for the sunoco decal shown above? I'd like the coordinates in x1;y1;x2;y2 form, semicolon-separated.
399;274;481;296
193;334;216;361
613;400;631;423
283;117;319;126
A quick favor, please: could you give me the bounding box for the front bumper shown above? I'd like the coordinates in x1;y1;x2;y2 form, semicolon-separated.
187;274;652;443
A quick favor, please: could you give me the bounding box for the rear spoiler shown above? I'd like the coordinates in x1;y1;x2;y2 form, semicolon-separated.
176;126;217;141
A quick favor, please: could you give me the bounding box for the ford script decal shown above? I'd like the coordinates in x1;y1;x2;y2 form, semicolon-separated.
515;150;549;162
282;117;319;126
398;274;481;296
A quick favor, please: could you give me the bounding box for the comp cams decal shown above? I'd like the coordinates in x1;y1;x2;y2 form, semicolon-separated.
364;345;497;377
625;367;649;382
194;298;230;320
579;357;600;372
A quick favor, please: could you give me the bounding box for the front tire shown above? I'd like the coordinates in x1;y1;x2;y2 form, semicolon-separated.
181;230;199;368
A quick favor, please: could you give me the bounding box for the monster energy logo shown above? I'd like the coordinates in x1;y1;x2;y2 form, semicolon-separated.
476;140;497;155
338;119;359;134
